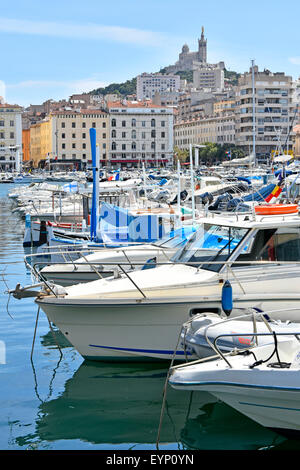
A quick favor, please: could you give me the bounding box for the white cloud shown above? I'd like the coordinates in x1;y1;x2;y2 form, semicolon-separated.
289;57;300;65
0;17;166;47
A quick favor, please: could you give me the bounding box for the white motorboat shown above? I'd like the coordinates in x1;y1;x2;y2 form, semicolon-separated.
37;226;197;286
169;309;300;438
12;203;300;362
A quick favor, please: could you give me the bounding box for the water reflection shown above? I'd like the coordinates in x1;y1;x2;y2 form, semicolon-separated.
14;359;286;450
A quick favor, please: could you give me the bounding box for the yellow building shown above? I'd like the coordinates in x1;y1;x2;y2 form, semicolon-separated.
30;119;52;167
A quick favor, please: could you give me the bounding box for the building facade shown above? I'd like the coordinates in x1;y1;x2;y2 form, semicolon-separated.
107;101;174;168
136;73;181;101
174;114;235;150
193;64;224;92
0;103;22;171
30;119;52;167
235;66;294;157
50;110;109;169
22;129;31;163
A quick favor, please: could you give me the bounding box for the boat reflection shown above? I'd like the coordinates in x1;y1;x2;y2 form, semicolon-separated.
14;359;287;449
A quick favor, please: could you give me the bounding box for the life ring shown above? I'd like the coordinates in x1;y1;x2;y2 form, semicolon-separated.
255;204;298;215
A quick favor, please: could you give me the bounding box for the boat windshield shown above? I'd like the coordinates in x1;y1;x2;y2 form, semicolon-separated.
154;228;196;249
172;224;249;272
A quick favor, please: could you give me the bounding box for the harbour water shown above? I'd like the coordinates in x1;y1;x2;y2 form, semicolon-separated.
0;183;299;451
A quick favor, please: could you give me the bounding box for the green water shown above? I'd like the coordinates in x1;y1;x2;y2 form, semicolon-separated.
0;183;298;450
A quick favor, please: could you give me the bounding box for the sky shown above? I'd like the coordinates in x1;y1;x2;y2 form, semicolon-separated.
1;0;300;107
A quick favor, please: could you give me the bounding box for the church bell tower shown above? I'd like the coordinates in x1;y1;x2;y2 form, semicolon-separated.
198;26;207;63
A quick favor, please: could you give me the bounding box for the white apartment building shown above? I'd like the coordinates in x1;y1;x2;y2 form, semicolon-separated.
193;64;224;92
50;109;109;169
174;114;235;150
136;73;181;101
235;66;294;156
107;101;174;168
0;103;22;171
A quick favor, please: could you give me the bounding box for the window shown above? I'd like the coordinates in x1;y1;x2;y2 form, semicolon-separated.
173;224;249;272
0;121;4;127
82;133;86;138
161;144;165;150
103;143;106;149
121;153;126;158
151;141;155;149
122;121;126;127
82;122;86;128
132;130;136;139
82;143;86;149
111;153;116;159
10;120;14;127
72;154;76;159
82;154;86;159
111;118;116;127
72;122;76;128
72;143;76;149
151;130;156;138
62;154;66;160
161;121;165;127
102;133;106;139
0;132;4;139
142;121;146;127
142;144;146;150
102;122;106;128
132;142;136;150
151;119;156;127
72;133;76;138
111;130;116;138
92;122;96;128
10;132;14;139
62;143;65;149
142;132;146;139
122;132;126;138
132;118;136;127
161;132;165;138
62;133;65;139
61;122;65;128
122;144;126;150
112;142;116;150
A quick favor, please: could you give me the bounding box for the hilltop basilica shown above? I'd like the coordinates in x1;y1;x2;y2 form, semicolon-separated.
165;27;224;74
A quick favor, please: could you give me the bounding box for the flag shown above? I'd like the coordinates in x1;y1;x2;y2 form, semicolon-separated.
225;151;231;158
265;185;282;203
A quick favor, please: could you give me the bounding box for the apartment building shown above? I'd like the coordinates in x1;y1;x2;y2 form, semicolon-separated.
235;66;294;156
136;73;180;101
107;101;174;167
0;103;22;171
50;109;109;169
30;119;52;167
174;114;235;150
193;64;224;92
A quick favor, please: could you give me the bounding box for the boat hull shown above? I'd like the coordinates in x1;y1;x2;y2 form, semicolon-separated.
36;294;300;362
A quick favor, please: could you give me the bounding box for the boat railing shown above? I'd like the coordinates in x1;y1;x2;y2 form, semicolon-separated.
172;308;300;371
23;257;300;300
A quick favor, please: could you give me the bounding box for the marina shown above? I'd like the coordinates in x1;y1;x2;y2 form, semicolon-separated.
1;1;300;453
2;163;300;450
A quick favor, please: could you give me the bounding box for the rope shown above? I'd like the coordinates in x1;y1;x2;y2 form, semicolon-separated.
156;324;186;450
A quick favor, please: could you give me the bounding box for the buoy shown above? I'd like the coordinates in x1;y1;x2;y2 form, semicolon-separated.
222;280;233;317
255;204;298;216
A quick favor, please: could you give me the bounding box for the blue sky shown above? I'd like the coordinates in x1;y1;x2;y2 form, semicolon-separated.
1;0;300;107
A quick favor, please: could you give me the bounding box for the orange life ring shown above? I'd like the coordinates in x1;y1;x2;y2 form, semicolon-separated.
255;204;298;215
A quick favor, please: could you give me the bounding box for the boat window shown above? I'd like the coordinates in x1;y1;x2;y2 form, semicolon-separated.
172;224;249;272
155;229;195;249
236;227;300;264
